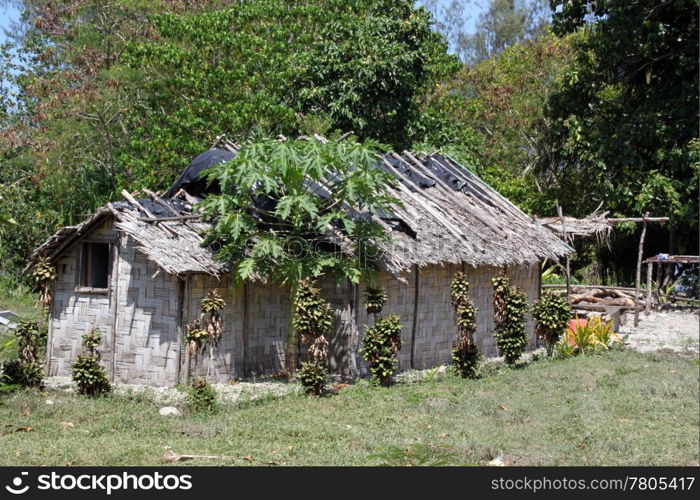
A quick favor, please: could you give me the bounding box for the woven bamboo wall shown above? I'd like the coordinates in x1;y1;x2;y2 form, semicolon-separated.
47;219;116;377
111;236;181;385
186;275;291;381
354;263;540;373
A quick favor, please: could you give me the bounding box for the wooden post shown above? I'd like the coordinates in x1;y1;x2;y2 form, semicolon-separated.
242;282;249;377
175;276;185;384
410;265;420;370
183;274;191;385
108;238;121;382
557;204;571;300
645;262;653;314
634;212;649;327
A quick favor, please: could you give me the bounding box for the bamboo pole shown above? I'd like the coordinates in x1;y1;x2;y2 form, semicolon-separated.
410;265;420;370
645;262;653;314
634;212;649;327
557;204;571;300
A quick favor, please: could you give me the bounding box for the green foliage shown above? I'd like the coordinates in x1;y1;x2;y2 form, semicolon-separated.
200;289;225;313
449;272;480;378
361;314;402;386
1;320;46;389
1;359;43;390
298;361;327;396
0;0;450;280
363;286;388;316
71;328;111;397
293;278;331;395
186;377;218;413
30;258;57;303
200;137;397;285
417;32;577;215
532;292;571;356
293;279;333;346
563;317;622;356
456;0;551;65
544;0;699;250
491;275;529;365
184;319;208;355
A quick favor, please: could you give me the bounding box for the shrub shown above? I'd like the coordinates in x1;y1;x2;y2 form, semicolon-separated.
492;276;529;365
293;278;333;396
31;257;57;308
298;361;327;396
1;320;46;389
363;286;387;316
71;328;111;397
362;314;402;386
532;292;571;357
450;272;481;378
186;377;218;412
563;317;622;355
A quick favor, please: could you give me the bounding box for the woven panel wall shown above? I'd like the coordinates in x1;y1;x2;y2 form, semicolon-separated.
48;219;115;377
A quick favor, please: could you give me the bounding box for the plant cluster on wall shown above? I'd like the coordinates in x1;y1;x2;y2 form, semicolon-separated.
361;284;402;387
294;278;333;396
450;272;480;378
492;275;529;365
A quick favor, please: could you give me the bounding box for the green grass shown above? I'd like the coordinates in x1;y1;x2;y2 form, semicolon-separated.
0;278;40;321
1;350;698;466
0;278;40;363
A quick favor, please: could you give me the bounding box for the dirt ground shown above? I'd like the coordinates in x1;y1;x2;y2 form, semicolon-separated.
619;310;699;356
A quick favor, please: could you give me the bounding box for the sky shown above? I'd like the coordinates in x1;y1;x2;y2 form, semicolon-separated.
0;3;19;45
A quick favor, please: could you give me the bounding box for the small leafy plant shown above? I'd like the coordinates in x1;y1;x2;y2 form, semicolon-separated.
492;275;529;365
560;317;622;356
363;285;388;316
298;361;327;396
31;257;57;308
71;328;111;396
532;292;571;357
362;314;402;386
186;377;218;412
1;320;46;389
185;289;226;357
450;272;481;378
293;278;333;396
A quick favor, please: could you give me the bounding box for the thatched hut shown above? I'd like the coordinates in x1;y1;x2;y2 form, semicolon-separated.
29;143;570;385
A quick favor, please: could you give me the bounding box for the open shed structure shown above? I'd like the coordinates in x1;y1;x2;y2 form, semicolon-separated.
29;144;570;386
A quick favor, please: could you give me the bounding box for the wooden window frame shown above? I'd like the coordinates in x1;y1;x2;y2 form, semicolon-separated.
75;241;113;294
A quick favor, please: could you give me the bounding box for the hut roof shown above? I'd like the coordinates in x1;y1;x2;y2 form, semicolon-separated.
29;149;571;276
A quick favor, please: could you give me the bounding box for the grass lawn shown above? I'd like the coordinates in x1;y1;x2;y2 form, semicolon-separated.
1;349;698;466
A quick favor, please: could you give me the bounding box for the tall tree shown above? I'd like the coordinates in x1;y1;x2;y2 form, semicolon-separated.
0;0;452;279
416;33;577;214
421;0;551;65
543;0;699;252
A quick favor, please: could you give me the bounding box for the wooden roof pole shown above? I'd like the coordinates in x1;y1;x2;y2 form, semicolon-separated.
557;203;571;300
634;212;650;327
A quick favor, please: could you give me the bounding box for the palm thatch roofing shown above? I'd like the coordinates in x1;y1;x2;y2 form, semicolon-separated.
29;143;571;277
537;210;613;242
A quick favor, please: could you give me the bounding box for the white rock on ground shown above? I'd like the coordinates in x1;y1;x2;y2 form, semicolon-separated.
158;406;181;417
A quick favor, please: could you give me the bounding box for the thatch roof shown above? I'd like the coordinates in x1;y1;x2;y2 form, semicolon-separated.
538;210;612;242
29;149;571;277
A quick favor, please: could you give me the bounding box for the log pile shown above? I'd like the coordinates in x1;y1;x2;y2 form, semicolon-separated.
549;285;650;310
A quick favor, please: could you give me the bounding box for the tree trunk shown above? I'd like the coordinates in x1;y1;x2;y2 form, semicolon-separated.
284;284;299;374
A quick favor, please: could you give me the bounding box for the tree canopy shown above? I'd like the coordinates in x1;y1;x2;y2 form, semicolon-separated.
542;0;699;252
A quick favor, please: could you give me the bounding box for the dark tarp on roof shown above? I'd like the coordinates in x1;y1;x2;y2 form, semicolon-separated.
164;148;236;198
